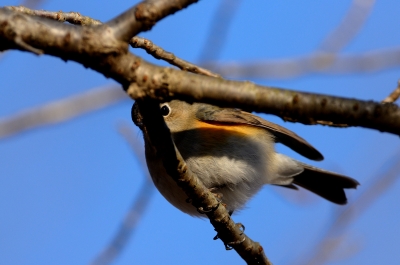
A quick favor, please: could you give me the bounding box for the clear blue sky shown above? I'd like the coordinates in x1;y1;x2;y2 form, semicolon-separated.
1;1;400;265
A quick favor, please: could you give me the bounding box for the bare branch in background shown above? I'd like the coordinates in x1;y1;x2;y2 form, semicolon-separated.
21;0;46;9
319;0;375;53
204;48;400;78
198;0;242;62
0;85;128;139
295;148;400;265
205;0;380;79
91;123;154;265
382;80;400;104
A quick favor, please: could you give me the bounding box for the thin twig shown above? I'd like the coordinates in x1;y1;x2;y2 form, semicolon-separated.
91;123;154;265
131;37;220;78
0;85;127;139
5;6;102;25
382;80;400;104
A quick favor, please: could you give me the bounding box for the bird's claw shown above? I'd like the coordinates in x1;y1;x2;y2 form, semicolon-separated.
197;201;220;214
214;223;246;250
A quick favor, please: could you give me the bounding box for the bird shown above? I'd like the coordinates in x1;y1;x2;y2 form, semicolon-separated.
132;100;359;217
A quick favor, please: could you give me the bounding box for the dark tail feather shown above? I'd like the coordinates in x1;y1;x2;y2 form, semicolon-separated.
293;164;359;205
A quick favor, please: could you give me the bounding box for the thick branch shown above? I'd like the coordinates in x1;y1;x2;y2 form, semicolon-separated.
0;8;131;85
5;6;218;78
107;0;199;42
1;8;399;136
127;62;400;135
135;99;271;265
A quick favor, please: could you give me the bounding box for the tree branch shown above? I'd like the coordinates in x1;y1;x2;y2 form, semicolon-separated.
127;62;400;135
1;8;399;136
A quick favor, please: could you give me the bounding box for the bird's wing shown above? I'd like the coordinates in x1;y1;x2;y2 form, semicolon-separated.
195;105;324;161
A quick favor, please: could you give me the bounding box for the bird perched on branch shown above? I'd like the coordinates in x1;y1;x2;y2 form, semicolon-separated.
132;100;359;216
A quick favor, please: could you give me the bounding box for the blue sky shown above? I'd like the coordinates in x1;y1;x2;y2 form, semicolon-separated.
1;1;400;264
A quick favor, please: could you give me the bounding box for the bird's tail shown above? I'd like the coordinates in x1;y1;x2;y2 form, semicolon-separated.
292;163;359;205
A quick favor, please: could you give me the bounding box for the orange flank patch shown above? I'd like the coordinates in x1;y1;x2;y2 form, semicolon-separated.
194;120;264;141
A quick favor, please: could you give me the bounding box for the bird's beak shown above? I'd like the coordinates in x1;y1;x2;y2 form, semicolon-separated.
131;102;144;129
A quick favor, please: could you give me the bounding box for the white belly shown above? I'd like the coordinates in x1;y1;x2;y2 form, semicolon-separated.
145;126;275;216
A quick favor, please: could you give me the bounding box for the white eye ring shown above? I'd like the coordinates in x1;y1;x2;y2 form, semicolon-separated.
160;104;171;117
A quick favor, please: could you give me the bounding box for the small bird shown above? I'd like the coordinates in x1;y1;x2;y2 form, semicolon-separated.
132;100;359;216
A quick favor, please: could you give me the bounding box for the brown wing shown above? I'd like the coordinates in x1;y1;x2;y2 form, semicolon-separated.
195;105;324;161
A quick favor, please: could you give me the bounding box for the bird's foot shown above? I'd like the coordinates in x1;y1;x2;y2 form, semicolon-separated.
214;223;246;250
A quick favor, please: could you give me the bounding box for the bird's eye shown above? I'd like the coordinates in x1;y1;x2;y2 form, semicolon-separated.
160;104;170;117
